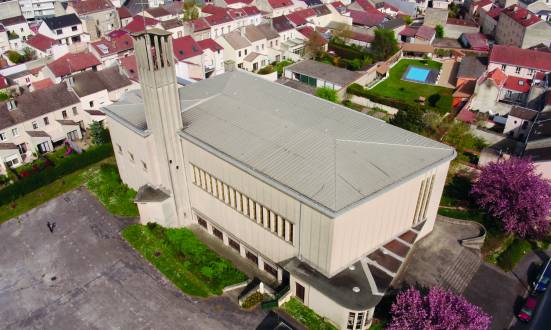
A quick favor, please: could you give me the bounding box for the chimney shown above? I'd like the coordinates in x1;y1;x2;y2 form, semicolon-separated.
224;59;236;72
67;75;75;90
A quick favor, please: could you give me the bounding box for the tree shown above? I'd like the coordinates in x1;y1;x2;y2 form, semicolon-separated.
315;87;339;103
471;157;551;239
331;22;353;40
388;287;491;330
435;24;444;38
88;121;110;145
304;31;326;59
403;16;412;25
182;0;199;22
390;107;424;133
7;51;22;64
22;47;36;61
371;28;399;61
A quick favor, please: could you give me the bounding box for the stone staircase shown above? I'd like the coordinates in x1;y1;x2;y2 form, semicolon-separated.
438;248;482;294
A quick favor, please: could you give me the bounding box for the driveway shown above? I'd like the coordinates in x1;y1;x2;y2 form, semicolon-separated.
0;188;266;330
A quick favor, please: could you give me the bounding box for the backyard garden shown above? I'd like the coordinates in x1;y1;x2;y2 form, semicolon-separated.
367;58;453;114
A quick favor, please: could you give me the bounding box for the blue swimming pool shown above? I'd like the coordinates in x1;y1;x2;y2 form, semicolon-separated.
404;66;431;83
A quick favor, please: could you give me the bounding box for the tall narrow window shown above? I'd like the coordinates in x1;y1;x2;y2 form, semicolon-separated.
255;202;262;224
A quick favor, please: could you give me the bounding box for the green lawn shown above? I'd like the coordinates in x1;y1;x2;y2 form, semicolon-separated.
122;224;247;297
369;59;453;114
0;157;115;224
86;164;138;217
282;298;337;330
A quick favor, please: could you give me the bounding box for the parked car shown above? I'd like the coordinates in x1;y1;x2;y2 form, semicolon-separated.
518;297;538;322
533;258;551;293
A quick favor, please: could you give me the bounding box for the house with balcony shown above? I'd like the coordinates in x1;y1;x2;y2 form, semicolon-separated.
38;14;84;45
24;34;58;58
103;30;455;330
0;15;33;51
487;45;551;80
197;38;225;77
41;51;102;83
66;0;121;42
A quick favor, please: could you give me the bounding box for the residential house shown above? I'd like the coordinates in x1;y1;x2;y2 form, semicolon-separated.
213;0;256;8
0;83;82;174
172;35;206;82
272;16;306;61
488;45;551;79
123;16;161;34
18;0;58;20
257;22;283;62
66;0;120;41
414;25;436;44
216;29;253;69
0;25;10;53
0;0;22;21
197;38;225;77
444;18;479;39
469;68;513;115
42;51;102;83
90;33;134;66
349;9;386;28
283;59;373;98
24;34;58;58
38;14;84;45
377;17;407;39
296;26;328;55
144;7;174;21
103;31;455;330
467;0;493;20
479;5;503;36
459;32;489;51
0;16;33;50
495;5;551;49
184;18;212;41
454;55;487;107
256;0;304;18
503;105;538;139
117;7;133;27
161;19;186;38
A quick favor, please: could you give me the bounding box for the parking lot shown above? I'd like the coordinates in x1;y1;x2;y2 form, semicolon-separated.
0;188;266;330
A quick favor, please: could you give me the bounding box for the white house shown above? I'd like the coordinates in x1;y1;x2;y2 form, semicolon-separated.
38;14;84;46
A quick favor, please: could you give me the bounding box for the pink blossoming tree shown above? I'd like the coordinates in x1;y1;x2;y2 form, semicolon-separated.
388;287;491;330
471;157;551;238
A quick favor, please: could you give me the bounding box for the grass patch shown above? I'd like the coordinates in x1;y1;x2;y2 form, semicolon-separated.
369;59;453;114
86;164;138;217
282;298;337;330
122;223;247;297
0;157;115;224
496;239;532;271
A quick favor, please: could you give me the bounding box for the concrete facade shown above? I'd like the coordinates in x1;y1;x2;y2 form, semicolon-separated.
104;30;455;329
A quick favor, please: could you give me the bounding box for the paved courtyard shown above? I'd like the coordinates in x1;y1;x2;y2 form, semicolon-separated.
0;188;266;330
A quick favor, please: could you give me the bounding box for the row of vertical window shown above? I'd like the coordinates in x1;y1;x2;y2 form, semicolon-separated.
191;164;294;245
347;311;366;329
412;174;435;225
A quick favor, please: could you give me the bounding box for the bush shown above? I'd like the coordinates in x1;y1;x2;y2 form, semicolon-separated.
89;121;110;145
0;144;114;206
0;92;8;101
497;239;532;271
241;291;265;309
7;51;22;64
257;65;275;75
316;87;339;103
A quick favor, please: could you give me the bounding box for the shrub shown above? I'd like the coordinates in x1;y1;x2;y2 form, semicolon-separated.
7;51;22;64
257;65;275;75
283;298;337;330
496;239;532;271
88;121;110;145
0;92;8;101
316;87;339;103
0;144;114;206
241;291;265;309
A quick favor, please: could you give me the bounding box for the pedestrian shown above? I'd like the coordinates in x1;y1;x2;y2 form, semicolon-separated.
47;221;56;233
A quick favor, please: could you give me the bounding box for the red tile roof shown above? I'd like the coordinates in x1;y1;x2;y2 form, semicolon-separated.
0;75;8;89
501;5;540;27
490;45;551;71
456;107;477;124
486;68;507;86
91;34;133;57
0;15;26;27
25;34;57;52
70;0;114;15
485;5;503;19
504;76;531;92
202;4;228;16
47;52;101;77
415;25;435;40
124;16;159;33
399;26;417;37
462;33;489;51
107;29;128;38
354;0;376;11
117;6;132;19
241;6;261;16
145;6;171;18
172;36;203;61
189;18;210;32
268;0;294;9
350;31;374;43
31;78;54;91
120;55;138;82
224;0;254;4
331;1;345;9
197;38;223;52
349;9;385;27
297;26;327;45
286;8;316;26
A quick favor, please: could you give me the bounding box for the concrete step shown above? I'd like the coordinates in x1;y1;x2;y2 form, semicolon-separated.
439;248;482;294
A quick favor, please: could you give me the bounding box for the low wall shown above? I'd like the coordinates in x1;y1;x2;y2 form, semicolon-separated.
258;71;278;82
348;95;399;115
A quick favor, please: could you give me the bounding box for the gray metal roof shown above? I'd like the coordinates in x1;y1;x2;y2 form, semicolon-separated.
285;60;363;87
177;71;455;217
105;71;455;218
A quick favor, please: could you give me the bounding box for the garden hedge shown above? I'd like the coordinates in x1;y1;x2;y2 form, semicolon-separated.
0;143;114;206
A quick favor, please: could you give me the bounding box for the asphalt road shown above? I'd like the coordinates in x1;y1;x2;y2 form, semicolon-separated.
0;188;266;330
